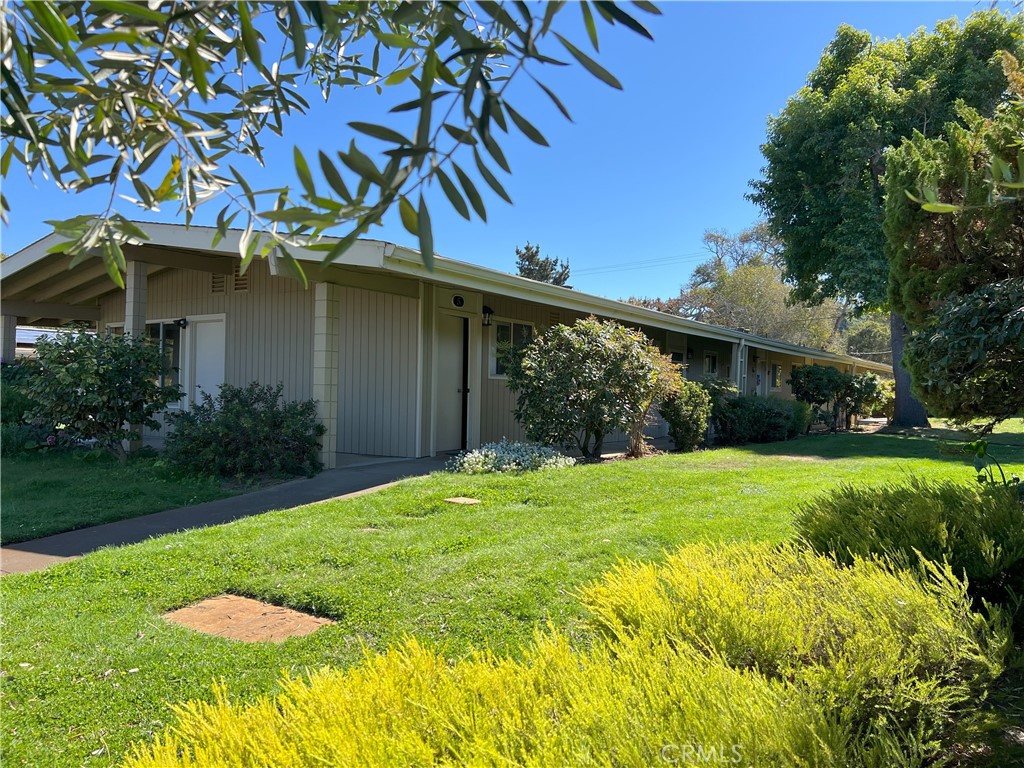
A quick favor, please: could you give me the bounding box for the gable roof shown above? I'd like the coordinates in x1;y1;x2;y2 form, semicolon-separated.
1;222;891;373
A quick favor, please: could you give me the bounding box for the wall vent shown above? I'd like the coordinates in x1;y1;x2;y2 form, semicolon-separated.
211;273;226;294
232;263;250;292
548;310;560;326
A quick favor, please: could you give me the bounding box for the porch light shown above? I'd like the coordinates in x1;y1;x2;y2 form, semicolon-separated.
482;306;494;327
175;318;188;329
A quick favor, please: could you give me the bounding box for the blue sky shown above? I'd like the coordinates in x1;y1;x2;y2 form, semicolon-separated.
1;1;982;300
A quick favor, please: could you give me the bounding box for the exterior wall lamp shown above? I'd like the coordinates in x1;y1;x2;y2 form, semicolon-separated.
175;318;188;329
482;306;494;327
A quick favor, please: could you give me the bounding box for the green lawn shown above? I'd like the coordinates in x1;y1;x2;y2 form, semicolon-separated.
2;431;1022;767
0;452;230;544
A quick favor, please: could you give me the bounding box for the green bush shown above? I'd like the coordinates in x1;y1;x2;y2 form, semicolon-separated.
0;362;38;425
712;395;792;445
22;330;181;460
0;423;46;456
796;478;1024;619
126;542;1010;768
504;317;664;459
772;396;813;438
584;542;1011;764
658;378;712;451
165;382;325;479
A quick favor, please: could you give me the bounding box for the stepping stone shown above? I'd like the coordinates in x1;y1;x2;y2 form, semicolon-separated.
164;594;333;643
444;497;481;505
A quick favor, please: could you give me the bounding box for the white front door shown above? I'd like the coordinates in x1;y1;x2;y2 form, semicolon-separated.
187;316;226;404
436;313;467;452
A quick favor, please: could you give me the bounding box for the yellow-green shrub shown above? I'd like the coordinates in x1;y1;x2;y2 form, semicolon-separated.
583;543;1010;762
129;633;849;768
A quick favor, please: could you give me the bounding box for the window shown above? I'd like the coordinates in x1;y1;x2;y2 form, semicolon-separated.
771;364;783;390
491;320;533;377
146;322;181;389
703;352;718;376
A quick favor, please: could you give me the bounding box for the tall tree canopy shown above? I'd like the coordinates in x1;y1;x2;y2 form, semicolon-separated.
749;10;1023;424
0;1;657;285
515;241;570;285
883;52;1024;428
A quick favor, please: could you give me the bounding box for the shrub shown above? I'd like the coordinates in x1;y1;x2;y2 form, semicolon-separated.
21;330;181;460
796;478;1024;619
773;396;813;438
446;439;575;474
657;378;711;451
867;377;895;420
165;382;325;479
0;361;38;425
127;543;1009;768
504;317;664;459
789;364;848;430
583;542;1011;764
0;423;46;456
128;633;846;768
711;395;791;445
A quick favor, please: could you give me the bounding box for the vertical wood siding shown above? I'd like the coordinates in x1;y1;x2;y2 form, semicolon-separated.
98;260;314;400
336;286;420;456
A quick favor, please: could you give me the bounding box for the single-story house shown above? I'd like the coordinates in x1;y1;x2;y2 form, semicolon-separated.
1;223;891;466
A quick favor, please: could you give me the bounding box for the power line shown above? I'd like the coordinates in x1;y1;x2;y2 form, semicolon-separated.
572;250;709;276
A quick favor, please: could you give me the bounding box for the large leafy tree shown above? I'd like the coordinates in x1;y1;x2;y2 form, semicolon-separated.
0;1;657;284
749;10;1023;425
883;53;1024;429
515;241;570;285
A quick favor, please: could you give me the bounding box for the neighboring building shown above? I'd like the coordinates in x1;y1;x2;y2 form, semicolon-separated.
1;223;891;466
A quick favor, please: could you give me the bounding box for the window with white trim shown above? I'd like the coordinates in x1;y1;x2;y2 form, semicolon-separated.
491;320;534;377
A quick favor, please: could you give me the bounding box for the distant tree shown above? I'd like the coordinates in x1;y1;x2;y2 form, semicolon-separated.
515;242;571;286
628;225;843;349
0;1;656;283
749;11;1023;426
842;311;892;366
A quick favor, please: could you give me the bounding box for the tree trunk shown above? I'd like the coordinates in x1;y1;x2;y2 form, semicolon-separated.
890;312;930;428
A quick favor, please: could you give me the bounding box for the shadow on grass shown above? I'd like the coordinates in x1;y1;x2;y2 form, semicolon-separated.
742;430;1024;468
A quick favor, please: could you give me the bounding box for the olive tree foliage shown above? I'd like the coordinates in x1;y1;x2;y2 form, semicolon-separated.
515;241;570;285
883;52;1024;430
503;317;664;460
748;11;1024;426
0;1;657;285
22;329;182;461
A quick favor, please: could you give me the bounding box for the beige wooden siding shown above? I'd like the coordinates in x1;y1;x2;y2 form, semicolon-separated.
98;260;314;400
337;286;420;456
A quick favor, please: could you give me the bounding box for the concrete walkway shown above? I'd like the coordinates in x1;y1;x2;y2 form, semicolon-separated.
0;455;449;576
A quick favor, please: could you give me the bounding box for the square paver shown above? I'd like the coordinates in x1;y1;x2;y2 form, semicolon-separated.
164;594;333;643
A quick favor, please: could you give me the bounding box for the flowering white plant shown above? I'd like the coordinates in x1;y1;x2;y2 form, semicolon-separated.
446;439;576;474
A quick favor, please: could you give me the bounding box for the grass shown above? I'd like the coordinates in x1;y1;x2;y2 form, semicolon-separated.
1;430;1022;766
0;451;231;544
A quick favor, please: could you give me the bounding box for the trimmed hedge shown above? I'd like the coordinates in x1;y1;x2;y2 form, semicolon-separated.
126;544;1008;768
